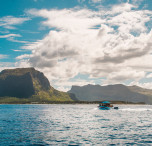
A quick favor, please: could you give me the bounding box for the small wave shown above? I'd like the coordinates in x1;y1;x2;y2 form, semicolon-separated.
121;108;152;111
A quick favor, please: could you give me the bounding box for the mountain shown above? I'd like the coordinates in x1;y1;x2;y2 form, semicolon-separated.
128;85;152;104
68;84;152;104
0;68;73;103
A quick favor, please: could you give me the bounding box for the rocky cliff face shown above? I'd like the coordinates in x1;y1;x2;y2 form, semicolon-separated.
0;72;34;98
0;68;51;98
68;84;152;104
0;68;72;101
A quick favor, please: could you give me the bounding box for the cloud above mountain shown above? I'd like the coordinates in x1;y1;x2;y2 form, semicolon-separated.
15;2;152;90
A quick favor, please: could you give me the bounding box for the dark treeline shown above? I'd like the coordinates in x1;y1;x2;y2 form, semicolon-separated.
0;97;145;104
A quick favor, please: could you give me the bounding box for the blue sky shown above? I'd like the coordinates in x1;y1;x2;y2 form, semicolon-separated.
1;0;152;91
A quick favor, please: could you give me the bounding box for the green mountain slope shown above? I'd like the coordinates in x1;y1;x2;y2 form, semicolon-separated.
0;68;73;103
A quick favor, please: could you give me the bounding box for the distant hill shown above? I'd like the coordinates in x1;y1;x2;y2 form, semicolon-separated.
0;68;74;103
68;84;152;104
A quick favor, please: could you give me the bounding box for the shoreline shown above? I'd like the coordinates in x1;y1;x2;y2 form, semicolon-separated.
0;101;147;105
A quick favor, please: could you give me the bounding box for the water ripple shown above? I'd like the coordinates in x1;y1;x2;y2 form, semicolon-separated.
0;104;152;145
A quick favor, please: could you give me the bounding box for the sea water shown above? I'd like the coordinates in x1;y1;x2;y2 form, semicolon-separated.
0;104;152;145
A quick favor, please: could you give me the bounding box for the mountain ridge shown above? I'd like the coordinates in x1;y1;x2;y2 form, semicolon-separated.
68;84;152;104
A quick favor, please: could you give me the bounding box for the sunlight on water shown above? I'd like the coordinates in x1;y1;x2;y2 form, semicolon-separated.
0;104;152;145
121;108;152;111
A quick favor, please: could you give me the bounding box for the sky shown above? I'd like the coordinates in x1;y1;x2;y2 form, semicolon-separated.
0;0;152;91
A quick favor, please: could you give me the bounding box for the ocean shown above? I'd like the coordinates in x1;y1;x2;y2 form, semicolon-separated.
0;104;152;145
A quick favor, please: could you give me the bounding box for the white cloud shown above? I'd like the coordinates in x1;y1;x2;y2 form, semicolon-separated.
0;16;30;29
0;17;30;43
55;78;95;91
7;37;29;43
112;3;136;14
77;0;85;3
55;79;95;87
56;86;70;92
12;49;24;52
91;0;102;3
131;0;144;6
0;34;21;38
0;33;28;43
129;81;152;89
0;54;8;59
0;66;15;72
107;11;151;34
146;73;152;78
103;68;145;85
16;54;31;60
28;8;103;31
17;3;152;89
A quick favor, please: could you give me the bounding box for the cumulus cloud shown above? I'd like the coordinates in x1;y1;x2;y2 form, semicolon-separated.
129;81;152;89
55;78;95;91
16;54;31;60
104;68;145;85
28;8;103;31
111;3;136;14
18;3;152;89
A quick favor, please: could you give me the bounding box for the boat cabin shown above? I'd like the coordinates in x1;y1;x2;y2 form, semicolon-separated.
99;101;113;107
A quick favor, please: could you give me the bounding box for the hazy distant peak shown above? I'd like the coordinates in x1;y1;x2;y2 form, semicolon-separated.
68;84;152;104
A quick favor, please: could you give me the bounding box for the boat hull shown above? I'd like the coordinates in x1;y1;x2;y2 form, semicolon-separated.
98;106;111;110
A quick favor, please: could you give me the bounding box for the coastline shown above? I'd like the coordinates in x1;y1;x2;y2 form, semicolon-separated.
0;100;146;104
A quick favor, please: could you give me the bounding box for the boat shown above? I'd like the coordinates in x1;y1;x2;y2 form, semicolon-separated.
98;101;118;110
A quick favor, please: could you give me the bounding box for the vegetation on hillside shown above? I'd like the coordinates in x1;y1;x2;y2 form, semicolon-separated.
0;96;146;104
0;68;74;103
